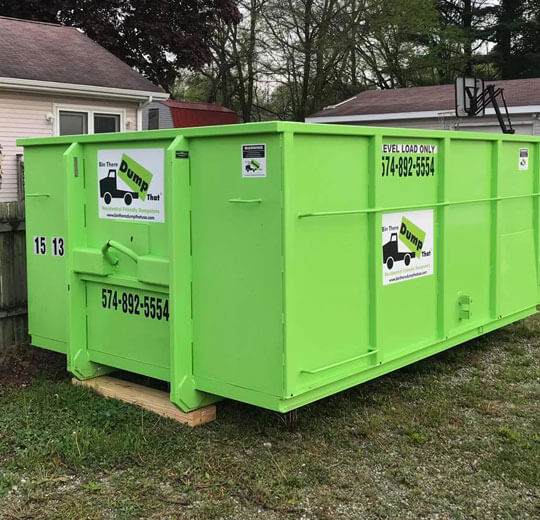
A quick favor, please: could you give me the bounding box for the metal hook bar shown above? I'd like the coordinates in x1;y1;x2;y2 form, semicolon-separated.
102;240;138;265
228;198;263;204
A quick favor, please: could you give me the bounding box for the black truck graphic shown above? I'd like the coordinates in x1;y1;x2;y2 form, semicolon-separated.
245;159;261;173
383;232;415;270
99;169;139;206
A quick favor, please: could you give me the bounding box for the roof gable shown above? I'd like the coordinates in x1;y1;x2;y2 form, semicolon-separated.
0;16;163;94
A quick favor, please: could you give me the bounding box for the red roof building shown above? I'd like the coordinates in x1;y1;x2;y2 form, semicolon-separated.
143;100;238;129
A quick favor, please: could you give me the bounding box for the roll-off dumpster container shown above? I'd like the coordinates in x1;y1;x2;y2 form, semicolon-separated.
18;122;540;412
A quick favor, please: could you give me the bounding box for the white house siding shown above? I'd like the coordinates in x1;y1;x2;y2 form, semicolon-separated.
141;100;174;130
0;90;139;202
340;114;540;136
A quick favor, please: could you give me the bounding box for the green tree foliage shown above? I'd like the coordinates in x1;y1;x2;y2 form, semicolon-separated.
197;0;539;120
188;0;448;120
490;0;526;78
354;0;441;88
0;0;60;22
436;0;495;75
260;0;367;121
519;0;540;77
491;0;540;78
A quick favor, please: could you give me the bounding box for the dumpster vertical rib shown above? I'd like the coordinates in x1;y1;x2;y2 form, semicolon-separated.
168;135;194;410
65;143;85;378
167;135;218;412
281;130;293;399
368;134;382;363
65;142;111;380
490;139;502;319
437;138;450;340
534;142;540;297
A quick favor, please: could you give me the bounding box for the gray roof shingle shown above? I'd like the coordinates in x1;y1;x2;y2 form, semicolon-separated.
0;16;163;93
310;78;540;119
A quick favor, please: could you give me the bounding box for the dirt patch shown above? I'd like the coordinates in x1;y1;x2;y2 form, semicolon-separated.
0;345;67;388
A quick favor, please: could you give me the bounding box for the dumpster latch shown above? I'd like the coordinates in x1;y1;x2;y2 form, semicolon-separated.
458;294;472;320
101;240;169;286
102;239;138;266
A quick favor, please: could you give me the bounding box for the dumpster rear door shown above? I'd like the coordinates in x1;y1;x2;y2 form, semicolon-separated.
74;144;172;381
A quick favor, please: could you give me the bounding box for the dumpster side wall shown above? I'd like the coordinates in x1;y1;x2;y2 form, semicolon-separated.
280;129;540;409
24;144;70;354
283;132;372;398
190;133;286;400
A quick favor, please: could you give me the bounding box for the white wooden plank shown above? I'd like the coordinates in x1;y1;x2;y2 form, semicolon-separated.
72;376;217;427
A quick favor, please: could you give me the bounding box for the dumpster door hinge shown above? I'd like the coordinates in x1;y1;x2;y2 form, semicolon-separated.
458;294;472;320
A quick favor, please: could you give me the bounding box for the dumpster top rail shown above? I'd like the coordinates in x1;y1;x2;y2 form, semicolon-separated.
17;121;540;148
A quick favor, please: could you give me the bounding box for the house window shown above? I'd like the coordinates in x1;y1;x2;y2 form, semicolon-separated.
94;113;120;133
56;107;124;136
59;111;88;135
148;108;159;129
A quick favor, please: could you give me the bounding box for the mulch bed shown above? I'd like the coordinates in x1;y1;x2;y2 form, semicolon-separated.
0;345;67;388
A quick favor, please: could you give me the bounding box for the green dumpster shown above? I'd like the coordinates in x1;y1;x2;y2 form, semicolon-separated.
18;122;540;412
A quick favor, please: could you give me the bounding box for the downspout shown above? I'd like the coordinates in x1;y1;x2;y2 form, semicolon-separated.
137;95;153;131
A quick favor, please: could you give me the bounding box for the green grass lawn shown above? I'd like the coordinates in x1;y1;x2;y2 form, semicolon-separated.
1;316;539;520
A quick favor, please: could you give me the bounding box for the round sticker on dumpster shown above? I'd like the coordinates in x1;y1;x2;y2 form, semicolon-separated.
382;209;434;285
97;148;165;223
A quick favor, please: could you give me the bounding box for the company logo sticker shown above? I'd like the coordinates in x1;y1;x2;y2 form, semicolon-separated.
97;148;164;223
382;210;434;285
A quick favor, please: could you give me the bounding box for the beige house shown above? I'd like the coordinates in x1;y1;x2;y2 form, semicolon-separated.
0;16;168;202
306;78;540;136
